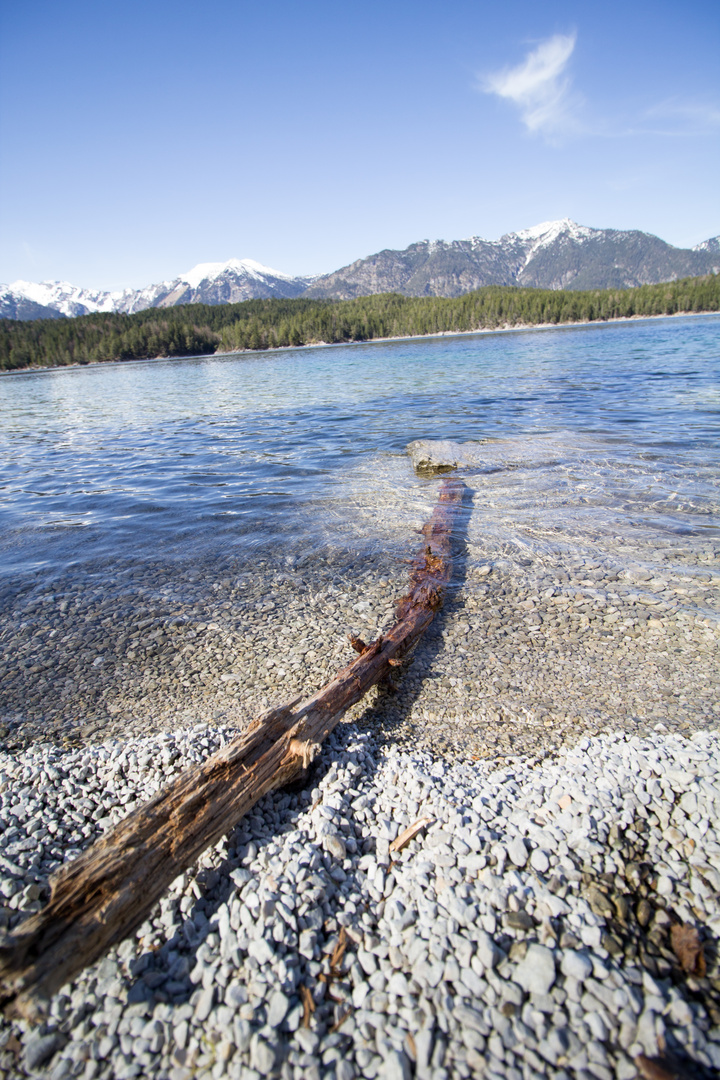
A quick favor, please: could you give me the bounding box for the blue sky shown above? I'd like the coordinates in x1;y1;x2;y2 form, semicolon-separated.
1;0;718;289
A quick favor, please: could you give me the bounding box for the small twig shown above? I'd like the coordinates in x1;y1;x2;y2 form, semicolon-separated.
329;926;347;972
390;815;435;854
300;985;315;1029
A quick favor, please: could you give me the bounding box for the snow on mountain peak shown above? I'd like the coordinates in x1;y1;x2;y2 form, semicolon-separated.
179;258;292;289
10;279;74;304
3;257;304;317
693;236;720;254
496;219;596;269
7;278;132;316
237;258;294;280
512;219;594;245
465;219;595;253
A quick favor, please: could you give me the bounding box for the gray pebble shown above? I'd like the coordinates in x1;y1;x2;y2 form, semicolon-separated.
507;837;528;868
382;1049;412;1080
514;943;557;996
266;990;290;1028
3;711;719;1080
23;1032;63;1071
560;949;594;982
324;834;347;860
530;848;550;873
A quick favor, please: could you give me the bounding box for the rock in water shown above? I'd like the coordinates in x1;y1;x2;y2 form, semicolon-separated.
408;440;464;473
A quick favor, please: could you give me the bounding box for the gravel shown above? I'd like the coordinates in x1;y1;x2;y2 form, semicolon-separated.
1;722;719;1079
1;441;718;1077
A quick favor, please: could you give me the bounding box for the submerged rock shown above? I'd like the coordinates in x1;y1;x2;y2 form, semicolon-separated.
407;439;486;474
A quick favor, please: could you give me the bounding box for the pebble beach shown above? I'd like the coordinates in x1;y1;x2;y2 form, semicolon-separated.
1;322;719;1078
1;722;719;1080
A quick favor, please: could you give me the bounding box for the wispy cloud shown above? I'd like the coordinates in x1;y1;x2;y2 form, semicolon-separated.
481;36;719;143
586;98;720;140
482;33;580;140
637;99;720;136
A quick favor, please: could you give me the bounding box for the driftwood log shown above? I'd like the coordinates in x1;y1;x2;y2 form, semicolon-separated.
0;476;464;1020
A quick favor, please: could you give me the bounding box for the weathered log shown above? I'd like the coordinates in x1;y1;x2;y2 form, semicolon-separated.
0;476;464;1019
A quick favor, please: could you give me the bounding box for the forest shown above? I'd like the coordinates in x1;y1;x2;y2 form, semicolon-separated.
0;274;718;372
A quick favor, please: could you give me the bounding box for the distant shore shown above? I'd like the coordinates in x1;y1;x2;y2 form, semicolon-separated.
1;307;718;378
229;307;718;356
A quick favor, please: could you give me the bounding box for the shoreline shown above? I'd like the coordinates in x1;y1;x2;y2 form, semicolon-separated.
2;505;718;759
1;308;718;378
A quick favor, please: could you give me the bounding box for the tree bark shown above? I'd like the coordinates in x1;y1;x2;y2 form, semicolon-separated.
0;476;464;1020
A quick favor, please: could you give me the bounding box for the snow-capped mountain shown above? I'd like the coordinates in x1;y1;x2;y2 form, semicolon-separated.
0;287;64;321
1;279;143;318
693;236;720;256
0;259;314;321
2;223;718;320
305;219;720;299
150;258;315;309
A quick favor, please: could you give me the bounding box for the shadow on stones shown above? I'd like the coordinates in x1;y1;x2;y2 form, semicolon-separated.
116;481;474;1035
118;731;374;1058
565;813;720;1079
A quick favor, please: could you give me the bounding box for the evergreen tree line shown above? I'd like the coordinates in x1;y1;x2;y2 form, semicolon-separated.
1;274;718;372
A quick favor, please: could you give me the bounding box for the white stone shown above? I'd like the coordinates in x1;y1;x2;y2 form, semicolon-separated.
474;930;499;970
294;1028;319;1054
298;930;317;960
249;1034;277;1073
247;938;275;965
387;971;410;996
381;1049;412;1080
560;949;594;982
530;848;550;873
194;985;215;1022
266;990;289;1027
514;943;556;996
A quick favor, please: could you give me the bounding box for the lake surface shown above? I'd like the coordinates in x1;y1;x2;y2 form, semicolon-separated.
2;315;719;576
1;315;718;748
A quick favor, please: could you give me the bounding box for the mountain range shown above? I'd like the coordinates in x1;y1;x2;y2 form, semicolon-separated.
0;259;315;321
2;219;718;321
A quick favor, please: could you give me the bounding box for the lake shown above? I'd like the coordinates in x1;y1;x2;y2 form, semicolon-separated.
0;315;718;754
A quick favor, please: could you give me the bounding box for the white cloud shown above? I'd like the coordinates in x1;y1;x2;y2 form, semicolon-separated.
483;33;580;139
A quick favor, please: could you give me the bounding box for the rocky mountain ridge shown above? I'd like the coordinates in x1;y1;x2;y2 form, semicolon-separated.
306;219;720;299
2;220;718;320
